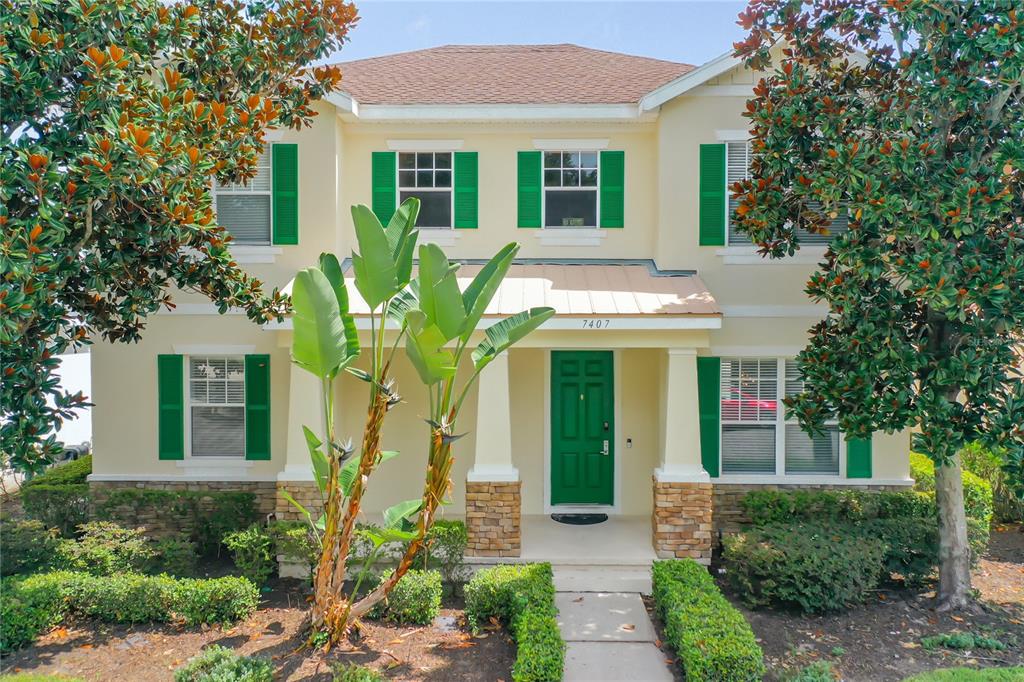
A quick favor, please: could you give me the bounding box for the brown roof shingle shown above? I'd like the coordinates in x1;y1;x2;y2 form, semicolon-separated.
335;44;693;105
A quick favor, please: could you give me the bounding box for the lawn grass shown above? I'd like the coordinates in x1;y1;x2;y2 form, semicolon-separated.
902;668;1024;682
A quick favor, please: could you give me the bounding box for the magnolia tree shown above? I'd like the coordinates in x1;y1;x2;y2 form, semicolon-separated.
0;0;357;471
288;198;553;644
733;0;1024;609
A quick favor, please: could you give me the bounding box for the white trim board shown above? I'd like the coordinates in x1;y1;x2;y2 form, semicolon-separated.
172;344;256;355
387;139;464;151
715;476;914;487
88;473;278;483
640;50;743;111
718;306;828;318
532;138;609;150
340;103;656;123
264;316;723;332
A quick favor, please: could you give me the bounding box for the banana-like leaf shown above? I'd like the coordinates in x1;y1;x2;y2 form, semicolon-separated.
405;309;458;385
303;426;330;496
279;489;311;524
318;252;360;361
339;450;400;496
386;283;419;329
351;204;399;309
460;242;519;343
291;268;355;379
417;243;466;341
472;307;556;370
386;198;421;286
383;498;424;530
361;525;418;548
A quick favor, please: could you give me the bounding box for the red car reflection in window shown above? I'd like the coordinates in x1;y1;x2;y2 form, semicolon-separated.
721;388;778;417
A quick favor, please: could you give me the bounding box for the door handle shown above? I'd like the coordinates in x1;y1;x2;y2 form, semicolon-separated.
601;439;609;456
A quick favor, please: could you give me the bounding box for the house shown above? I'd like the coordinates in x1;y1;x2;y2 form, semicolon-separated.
88;44;913;563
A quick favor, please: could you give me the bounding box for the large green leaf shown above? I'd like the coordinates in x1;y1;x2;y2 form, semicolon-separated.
460;242;519;343
302;425;330;496
417;243;466;341
472;307;555;370
405;309;457;385
387;283;419;329
351;204;399;309
291;267;354;379
360;525;418;548
318;252;359;359
383;498;424;530
386;198;421;286
339;450;399;496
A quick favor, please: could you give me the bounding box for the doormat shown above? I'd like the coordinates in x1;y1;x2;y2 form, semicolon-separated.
551;513;608;526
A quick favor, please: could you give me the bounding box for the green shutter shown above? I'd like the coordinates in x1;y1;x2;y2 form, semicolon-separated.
517;150;542;228
372;151;396;225
696;356;721;477
453;151;478;228
699;143;726;246
157;355;184;460
599;150;625;228
271;143;298;245
846;436;872;478
245;354;271;461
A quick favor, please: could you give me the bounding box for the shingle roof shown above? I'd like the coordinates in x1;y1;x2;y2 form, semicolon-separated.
334;44;694;105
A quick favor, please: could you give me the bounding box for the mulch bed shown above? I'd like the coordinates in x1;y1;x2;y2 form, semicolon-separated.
646;524;1024;682
0;582;516;681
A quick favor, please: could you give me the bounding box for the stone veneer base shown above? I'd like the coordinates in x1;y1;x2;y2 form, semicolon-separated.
651;477;713;562
274;481;324;522
465;480;521;557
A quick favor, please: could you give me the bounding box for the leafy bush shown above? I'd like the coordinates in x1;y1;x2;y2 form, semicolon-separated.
269;520;319;570
370;569;441;625
148;537;200;577
651;559;765;682
0;519;60;576
55;521;155;575
911;452;994;525
782;661;835;682
0;576;66;652
22;455;92;487
960;443;1024;523
920;632;1007;651
223;525;275;585
742;488;935;525
21;484;90;536
332;663;385;682
465;563;563;682
173;645;272;682
723;522;885;613
172;576;260;626
418;519;469;585
862;516;990;585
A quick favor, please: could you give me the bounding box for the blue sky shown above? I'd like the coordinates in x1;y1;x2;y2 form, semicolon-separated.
330;1;749;66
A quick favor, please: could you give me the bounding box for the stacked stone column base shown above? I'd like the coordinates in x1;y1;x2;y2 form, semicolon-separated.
465;480;521;557
274;481;323;522
652;477;713;563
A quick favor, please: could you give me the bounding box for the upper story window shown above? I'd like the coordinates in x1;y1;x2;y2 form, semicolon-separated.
399;152;452;228
544;151;598;228
726;140;849;246
720;357;840;476
188;356;246;457
213;151;272;244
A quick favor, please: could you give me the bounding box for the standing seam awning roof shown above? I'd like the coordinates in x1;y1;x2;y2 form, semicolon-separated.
292;263;720;317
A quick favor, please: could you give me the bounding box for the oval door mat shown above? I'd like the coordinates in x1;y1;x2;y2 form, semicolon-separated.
550;513;608;525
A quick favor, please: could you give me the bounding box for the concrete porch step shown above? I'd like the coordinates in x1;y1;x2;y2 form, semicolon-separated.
552;565;653;594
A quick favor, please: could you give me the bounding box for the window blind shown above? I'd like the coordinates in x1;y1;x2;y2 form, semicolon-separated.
214;151;272;244
784;359;840;475
189;357;245;457
720;358;778;474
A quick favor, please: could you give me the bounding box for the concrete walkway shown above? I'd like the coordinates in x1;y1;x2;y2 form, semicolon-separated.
553;566;673;682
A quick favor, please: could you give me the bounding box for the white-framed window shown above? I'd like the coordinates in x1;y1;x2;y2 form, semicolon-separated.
213;151;272;244
720;357;841;476
187;356;246;458
398;152;452;228
543;151;598;228
725;140;849;246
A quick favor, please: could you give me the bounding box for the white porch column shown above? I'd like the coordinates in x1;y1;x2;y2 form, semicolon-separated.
656;348;709;483
279;362;323;483
467;351;518;482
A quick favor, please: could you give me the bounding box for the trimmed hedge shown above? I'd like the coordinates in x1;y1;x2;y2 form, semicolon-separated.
21;484;90;537
174;645;272;682
1;571;258;651
652;560;765;681
22;455;92;487
370;569;442;625
465;563;563;682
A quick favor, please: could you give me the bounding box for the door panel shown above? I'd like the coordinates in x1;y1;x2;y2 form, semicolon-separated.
551;351;614;505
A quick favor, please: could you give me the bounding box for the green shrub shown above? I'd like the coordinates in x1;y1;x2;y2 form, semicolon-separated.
920;632;1008;651
172;575;260;626
22;455;92;487
332;663;385;682
0;582;66;652
0;519;60;576
652;559;765;682
370;569;441;625
723;522;885;613
21;484;90;536
465;563;563;682
901;668;1024;682
742;488;935;525
782;661;835;682
173;645;272;682
417;520;469;585
911;452;994;525
269;520;319;570
148;537;200;577
223;525;275;585
960;443;1024;523
863;516;990;585
55;521;155;575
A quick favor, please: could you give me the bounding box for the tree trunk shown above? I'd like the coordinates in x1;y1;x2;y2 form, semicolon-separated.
933;452;972;610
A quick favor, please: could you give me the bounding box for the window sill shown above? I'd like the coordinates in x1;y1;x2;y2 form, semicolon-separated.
715;474;914;486
176;458;254;478
230;245;283;264
715;246;827;265
534;228;608;247
418;229;461;247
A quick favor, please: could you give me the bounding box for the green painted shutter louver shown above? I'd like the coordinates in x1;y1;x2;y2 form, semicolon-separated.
453;151;478;228
244;354;271;461
372;151;397;225
517;150;542;228
599;150;624;228
696;356;721;477
699;143;726;246
846;437;872;478
271;143;298;245
157;354;184;460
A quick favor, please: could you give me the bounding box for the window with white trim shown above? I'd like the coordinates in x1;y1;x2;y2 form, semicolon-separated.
720;357;841;476
399;152;452;228
188;356;245;457
213;151;272;244
726;140;849;246
544;151;598;228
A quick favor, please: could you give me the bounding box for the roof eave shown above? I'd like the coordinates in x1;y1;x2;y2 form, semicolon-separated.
328;101;655;123
639;49;743;112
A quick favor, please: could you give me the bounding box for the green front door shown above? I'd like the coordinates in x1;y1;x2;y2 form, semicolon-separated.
551;350;614;505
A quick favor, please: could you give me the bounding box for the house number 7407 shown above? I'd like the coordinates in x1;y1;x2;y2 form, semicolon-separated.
581;319;611;329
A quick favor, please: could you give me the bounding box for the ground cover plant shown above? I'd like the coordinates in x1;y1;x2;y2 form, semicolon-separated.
173;645;272;682
903;670;1024;682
